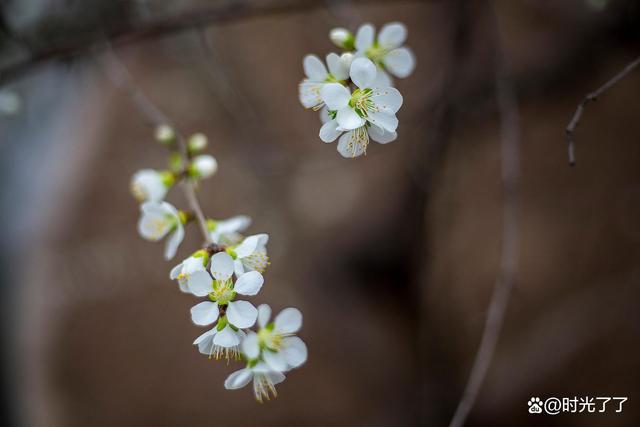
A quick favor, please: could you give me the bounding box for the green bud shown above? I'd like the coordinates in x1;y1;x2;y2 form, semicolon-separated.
188;133;208;153
155;124;175;145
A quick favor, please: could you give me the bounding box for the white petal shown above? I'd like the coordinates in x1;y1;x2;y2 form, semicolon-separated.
350;57;377;89
242;332;260;359
282;337;308;368
234;234;262;258
385;47;415;78
234;259;246;276
378;22;407;49
214;325;241;347
298;81;324;109
164;225;184;260
319;119;342;143
336;108;365;131
234;271;264;296
193;328;216;345
367;110;398;133
368;124;397;144
191;301;219;326
226;301;258;329
210;252;234;280
178;280;190;293
225;369;253;390
320;83;350;111
337;129;367;158
371;87;403;113
326;52;349;81
169;263;182;280
355;23;375;51
182;256;205;274
373;68;393;88
274;308;302;334
263;351;288;372
257;304;271;328
216;215;251;234
137;214;170;241
303;54;328;81
319;107;331;124
187;270;213;297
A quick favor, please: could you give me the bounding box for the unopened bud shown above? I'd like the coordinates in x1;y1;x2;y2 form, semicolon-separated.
329;28;355;50
188;133;208;152
190;155;218;179
155;124;175;145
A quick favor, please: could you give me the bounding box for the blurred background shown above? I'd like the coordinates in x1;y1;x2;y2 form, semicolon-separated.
0;0;639;426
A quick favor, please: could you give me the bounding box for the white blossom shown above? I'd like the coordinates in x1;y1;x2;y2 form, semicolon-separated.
207;215;251;246
190;154;218;178
193;326;247;360
319;58;403;156
188;253;263;359
224;362;286;402
354;22;416;84
137;201;185;260
319;106;397;158
170;253;207;293
298;54;350;110
227;233;270;275
243;305;308;372
130;169;172;202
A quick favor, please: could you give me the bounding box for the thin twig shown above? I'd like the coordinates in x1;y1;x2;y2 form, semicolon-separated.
99;46;212;245
448;3;520;427
565;55;640;166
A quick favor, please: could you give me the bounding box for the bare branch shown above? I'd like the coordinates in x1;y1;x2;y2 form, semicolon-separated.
99;47;212;245
448;3;520;426
0;0;424;86
565;55;640;166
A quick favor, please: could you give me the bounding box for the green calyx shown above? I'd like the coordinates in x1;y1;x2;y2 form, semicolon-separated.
178;211;190;225
342;35;355;51
206;219;218;231
159;170;176;188
168;152;184;174
216;316;228;331
328;110;338;120
225;247;238;259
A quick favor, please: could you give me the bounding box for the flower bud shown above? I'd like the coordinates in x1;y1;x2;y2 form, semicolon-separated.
329;28;355;50
155;124;175;145
190;155;218;179
339;52;355;69
188;133;208;152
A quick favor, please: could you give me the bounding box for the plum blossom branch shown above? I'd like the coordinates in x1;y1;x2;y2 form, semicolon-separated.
448;4;520;427
565;55;640;166
99;46;212;245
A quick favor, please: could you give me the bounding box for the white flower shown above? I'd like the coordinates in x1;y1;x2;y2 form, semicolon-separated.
298;54;350;110
207;215;251;246
189;252;263;330
224;362;285;402
170;253;207;293
190;155;218;178
137;201;184;260
355;22;416;84
319;106;397;158
320;58;403;139
193;325;247;360
242;305;308;372
228;233;270;275
130;169;172;202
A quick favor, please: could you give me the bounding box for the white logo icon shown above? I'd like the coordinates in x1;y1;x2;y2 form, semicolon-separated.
528;397;543;414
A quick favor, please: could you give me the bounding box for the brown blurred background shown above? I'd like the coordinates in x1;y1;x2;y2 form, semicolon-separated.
0;0;639;426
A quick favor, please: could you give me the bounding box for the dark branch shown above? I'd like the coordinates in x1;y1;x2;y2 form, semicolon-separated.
565;55;640;166
447;2;521;426
0;0;424;86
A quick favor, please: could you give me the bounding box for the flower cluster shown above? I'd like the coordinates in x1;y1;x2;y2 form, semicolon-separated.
132;126;307;402
298;22;415;158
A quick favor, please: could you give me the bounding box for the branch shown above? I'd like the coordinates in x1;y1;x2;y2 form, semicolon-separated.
0;0;424;86
565;55;640;166
448;3;520;427
99;46;212;245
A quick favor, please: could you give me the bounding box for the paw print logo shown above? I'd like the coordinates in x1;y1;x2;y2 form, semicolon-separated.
528;397;543;414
